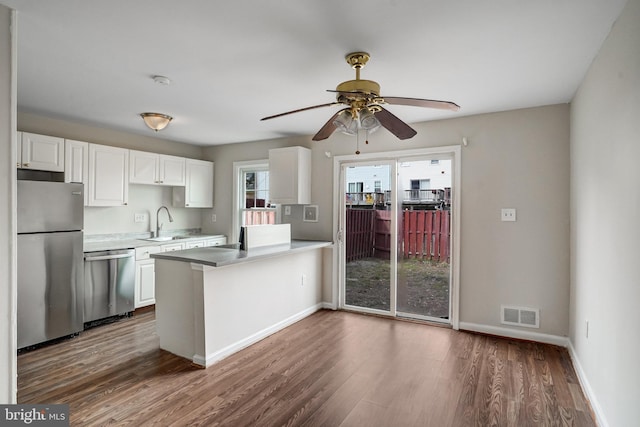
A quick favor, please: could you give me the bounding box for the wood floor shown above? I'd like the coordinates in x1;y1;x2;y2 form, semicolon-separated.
18;310;595;426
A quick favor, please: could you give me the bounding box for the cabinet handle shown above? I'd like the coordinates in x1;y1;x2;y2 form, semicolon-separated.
23;163;30;167
186;204;189;207
16;163;20;167
124;202;128;205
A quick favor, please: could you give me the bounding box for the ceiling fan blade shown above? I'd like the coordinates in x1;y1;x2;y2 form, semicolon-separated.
312;109;346;141
380;96;460;111
326;89;372;96
261;102;340;121
374;107;417;140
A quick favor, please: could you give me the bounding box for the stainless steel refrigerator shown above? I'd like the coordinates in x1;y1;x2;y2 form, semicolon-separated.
17;180;84;349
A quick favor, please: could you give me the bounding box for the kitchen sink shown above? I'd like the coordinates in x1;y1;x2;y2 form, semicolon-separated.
142;236;190;242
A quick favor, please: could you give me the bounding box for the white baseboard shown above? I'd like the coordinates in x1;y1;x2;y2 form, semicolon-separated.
458;322;569;347
567;341;608;427
320;301;337;310
197;303;324;367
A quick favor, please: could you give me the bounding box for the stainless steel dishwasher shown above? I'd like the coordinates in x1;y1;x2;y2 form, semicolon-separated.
83;249;135;324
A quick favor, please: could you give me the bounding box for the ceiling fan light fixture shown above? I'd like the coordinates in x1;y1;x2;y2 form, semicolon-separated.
333;109;357;135
140;112;173;132
359;108;381;133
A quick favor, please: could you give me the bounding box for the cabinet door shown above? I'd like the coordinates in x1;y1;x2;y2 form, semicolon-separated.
161;242;184;252
64;140;89;205
173;159;213;208
129;150;159;184
88;144;129;206
185;240;205;249
205;237;227;247
268;146;311;204
159;155;186;186
20;132;65;172
135;259;156;308
16;132;21;167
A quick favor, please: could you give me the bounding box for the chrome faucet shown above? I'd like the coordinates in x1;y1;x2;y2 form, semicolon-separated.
156;206;174;238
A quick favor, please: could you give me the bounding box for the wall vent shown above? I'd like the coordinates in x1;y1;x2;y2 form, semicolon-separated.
501;305;539;328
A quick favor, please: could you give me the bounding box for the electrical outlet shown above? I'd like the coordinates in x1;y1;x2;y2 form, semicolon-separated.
211;214;217;222
301;274;306;286
501;208;516;222
134;213;146;223
284;206;291;216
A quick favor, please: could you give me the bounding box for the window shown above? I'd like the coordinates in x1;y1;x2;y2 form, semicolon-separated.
348;182;363;193
409;179;431;200
233;161;278;243
374;180;381;192
242;169;275;225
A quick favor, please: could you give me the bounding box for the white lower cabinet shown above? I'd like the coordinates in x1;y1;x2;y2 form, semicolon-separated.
161;242;185;252
205;236;227;246
134;238;225;309
186;240;205;249
186;236;227;249
134;246;162;308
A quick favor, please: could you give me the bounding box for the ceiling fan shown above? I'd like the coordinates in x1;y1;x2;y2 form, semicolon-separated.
261;52;460;142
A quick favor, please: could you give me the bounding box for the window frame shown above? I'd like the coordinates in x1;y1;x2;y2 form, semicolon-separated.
231;160;278;244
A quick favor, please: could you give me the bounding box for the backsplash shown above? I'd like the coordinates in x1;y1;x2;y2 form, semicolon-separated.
83;185;202;235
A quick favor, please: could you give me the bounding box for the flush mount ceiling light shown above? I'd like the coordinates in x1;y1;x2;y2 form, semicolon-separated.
152;75;171;86
140;112;173;132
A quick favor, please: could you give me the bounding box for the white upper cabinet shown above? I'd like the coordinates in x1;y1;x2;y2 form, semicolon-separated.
159;155;186;186
18;132;65;172
64;139;89;205
87;144;129;206
173;159;213;208
129;150;157;184
129;150;186;186
269;146;311;205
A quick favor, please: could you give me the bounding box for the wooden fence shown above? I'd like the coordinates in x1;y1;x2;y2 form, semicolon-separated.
345;209;375;262
345;209;450;263
402;210;450;262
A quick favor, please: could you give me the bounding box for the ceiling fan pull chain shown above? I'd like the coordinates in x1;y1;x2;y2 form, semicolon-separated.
355;129;361;155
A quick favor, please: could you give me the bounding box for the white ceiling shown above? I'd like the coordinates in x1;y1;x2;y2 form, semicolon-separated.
0;0;628;146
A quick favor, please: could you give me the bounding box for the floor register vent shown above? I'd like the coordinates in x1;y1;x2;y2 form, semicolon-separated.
501;305;540;328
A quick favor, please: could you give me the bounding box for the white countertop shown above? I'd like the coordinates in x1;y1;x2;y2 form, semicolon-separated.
83;234;227;252
151;240;332;268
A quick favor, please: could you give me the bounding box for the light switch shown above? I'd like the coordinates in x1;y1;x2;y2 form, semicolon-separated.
501;208;516;222
284;206;291;216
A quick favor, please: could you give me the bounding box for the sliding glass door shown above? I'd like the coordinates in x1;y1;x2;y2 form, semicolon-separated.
338;151;456;325
396;158;452;321
343;162;394;314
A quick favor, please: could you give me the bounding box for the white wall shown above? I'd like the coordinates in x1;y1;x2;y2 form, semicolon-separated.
83;185;201;236
570;0;640;425
0;4;16;404
204;104;571;338
18;112;206;236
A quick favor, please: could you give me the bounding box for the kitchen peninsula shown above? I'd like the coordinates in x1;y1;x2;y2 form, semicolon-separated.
151;239;332;367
